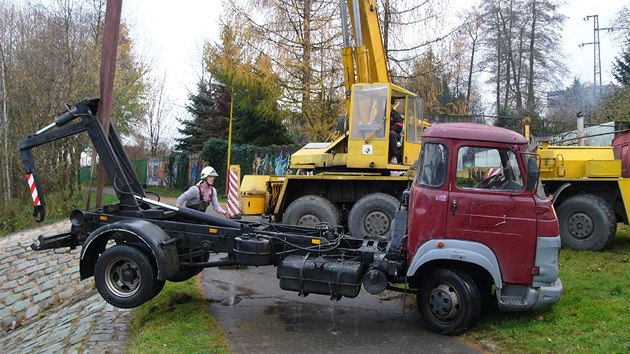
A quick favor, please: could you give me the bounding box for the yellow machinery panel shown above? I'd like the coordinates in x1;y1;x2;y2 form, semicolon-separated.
240;175;270;215
537;143;618;179
585;160;621;178
241;195;266;215
347;137;389;168
241;175;270;194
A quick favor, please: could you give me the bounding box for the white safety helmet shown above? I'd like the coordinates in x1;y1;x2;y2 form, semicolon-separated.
200;166;218;180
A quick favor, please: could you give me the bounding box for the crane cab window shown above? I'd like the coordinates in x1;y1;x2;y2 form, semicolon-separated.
456;146;523;191
351;84;388;139
405;96;424;144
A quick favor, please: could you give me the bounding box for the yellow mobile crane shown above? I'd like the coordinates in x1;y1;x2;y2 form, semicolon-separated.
522;121;630;251
240;0;426;238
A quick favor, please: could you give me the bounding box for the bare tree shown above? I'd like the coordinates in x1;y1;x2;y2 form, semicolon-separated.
142;73;174;157
0;0;149;207
478;0;566;119
223;0;341;140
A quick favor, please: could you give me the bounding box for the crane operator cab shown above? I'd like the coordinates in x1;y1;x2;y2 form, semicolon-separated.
347;83;426;170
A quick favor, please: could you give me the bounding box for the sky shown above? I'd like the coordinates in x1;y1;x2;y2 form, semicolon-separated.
124;0;627;133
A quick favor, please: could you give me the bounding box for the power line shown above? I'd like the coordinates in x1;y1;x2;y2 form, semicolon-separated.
579;15;615;97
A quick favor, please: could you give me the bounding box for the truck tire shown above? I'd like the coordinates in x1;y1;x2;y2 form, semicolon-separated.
282;195;342;228
348;193;400;239
417;268;481;335
94;245;158;308
556;194;616;251
150;279;166;300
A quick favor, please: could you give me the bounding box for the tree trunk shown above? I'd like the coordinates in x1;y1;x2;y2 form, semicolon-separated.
467;39;476;107
301;0;312;129
526;0;537;113
383;0;391;54
0;43;10;205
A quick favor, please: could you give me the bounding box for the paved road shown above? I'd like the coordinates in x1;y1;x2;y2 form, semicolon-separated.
201;255;478;354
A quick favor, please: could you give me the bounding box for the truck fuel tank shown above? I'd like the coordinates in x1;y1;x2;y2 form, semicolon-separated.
277;255;362;299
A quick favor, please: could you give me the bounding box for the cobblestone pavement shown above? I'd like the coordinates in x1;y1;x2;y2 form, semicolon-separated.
0;221;131;353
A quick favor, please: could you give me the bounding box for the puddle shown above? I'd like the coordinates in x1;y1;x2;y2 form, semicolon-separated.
204;279;256;306
263;300;351;335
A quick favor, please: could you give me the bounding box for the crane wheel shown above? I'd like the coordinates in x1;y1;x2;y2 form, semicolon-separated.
348;193;399;239
282;195;342;228
556;194;616;251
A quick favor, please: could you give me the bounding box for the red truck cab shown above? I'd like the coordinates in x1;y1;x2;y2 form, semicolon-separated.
403;123;562;334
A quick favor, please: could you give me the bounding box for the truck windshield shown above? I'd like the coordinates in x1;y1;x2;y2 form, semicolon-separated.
418;142;447;187
455;146;524;191
351;84;388;139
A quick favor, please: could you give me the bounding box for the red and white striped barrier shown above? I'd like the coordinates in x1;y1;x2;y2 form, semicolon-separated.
25;173;41;206
226;166;241;218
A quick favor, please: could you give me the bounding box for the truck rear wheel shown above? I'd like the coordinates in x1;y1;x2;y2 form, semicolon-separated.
282;195;342;228
348;193;400;239
557;194;616;251
94;245;158;308
417;268;481;335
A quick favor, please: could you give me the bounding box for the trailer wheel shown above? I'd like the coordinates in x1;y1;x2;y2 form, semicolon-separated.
348;193;400;239
282;195;342;228
417;268;481;335
557;194;616;251
94;245;158;308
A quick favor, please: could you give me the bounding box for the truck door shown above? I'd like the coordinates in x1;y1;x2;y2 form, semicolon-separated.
407;141;450;262
446;144;536;284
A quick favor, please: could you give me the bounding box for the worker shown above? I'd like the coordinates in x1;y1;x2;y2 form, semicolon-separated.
176;166;229;217
389;98;404;163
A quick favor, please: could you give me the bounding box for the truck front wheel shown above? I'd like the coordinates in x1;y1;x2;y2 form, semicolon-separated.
282;195;342;228
417;268;481;335
556;194;616;251
348;193;399;239
94;245;158;308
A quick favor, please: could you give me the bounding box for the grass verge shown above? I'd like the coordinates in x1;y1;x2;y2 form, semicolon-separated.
0;190;118;237
127;277;230;354
463;226;630;352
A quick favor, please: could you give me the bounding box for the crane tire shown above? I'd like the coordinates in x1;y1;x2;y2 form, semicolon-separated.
282;195;342;228
556;193;616;251
348;193;400;239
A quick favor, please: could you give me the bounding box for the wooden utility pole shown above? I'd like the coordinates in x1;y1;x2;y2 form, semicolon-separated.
95;0;123;208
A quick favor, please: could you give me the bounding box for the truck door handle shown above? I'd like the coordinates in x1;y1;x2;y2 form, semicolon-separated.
451;200;457;215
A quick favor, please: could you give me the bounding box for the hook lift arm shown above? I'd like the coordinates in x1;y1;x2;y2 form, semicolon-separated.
17;98;145;222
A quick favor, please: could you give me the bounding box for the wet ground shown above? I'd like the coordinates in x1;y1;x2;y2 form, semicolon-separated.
201;255;479;354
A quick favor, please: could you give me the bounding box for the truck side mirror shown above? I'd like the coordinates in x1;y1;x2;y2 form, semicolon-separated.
525;156;539;191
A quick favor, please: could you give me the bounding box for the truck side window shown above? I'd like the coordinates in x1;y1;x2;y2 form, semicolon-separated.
455;146;523;191
418;142;447;187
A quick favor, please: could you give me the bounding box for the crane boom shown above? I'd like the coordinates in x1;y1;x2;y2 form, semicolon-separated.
342;0;390;89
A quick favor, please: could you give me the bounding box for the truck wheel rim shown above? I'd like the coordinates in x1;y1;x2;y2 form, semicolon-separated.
427;283;460;322
364;211;389;237
567;212;593;240
297;213;320;227
105;256;141;298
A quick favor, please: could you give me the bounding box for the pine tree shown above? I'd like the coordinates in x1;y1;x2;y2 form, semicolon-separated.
203;23;293;147
174;80;230;152
613;44;630;87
